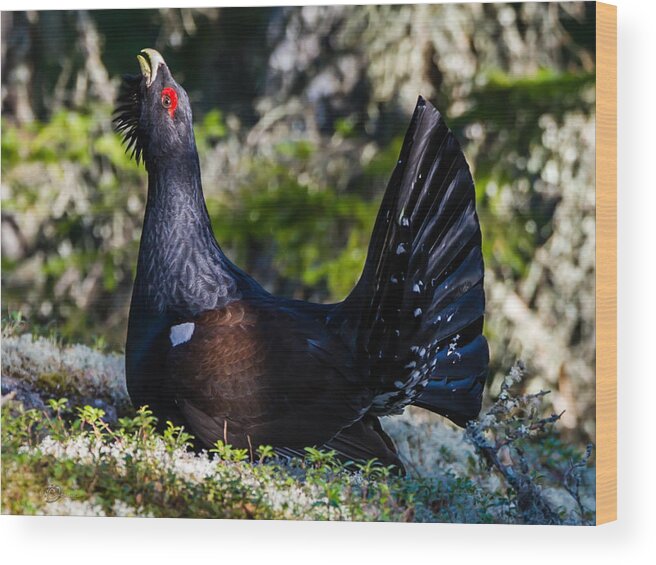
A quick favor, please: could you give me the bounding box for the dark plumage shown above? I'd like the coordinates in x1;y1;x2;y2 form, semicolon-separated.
115;49;488;472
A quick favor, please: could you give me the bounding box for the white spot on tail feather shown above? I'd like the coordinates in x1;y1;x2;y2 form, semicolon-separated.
447;334;462;360
170;323;195;347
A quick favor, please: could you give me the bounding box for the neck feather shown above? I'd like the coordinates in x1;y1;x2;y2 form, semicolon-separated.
134;154;239;315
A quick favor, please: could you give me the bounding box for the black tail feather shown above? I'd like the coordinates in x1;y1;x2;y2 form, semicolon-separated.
274;416;405;473
338;96;488;425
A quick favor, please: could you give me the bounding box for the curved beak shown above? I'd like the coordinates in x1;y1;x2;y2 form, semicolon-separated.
136;48;167;87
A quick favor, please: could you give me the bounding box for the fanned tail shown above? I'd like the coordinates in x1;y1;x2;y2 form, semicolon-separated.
338;96;488;426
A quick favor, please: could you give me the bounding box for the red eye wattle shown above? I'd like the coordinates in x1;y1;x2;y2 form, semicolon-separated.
161;87;178;118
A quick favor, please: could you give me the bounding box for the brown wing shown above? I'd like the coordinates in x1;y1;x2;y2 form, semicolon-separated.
166;300;372;450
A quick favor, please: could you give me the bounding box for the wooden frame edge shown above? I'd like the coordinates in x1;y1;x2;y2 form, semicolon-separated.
595;1;617;525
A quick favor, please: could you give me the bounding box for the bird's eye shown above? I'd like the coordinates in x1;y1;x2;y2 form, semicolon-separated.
160;87;178;117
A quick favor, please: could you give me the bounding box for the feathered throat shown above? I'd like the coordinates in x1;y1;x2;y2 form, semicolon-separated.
113;74;146;165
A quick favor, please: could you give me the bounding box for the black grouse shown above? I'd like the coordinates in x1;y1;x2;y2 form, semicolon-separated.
114;49;489;470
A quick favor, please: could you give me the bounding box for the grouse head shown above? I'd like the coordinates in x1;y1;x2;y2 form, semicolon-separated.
113;48;195;169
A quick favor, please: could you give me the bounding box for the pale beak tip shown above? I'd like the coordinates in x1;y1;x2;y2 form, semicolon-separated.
138;48;167;88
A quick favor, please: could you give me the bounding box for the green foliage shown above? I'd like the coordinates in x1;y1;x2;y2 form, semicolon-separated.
1;349;594;523
195;109;228;150
2;65;594;343
465;362;594;524
210;440;250;463
453;69;594;133
334;116;357;139
450;69;595;280
2;107;381;340
207;144;379;300
2;107;142;346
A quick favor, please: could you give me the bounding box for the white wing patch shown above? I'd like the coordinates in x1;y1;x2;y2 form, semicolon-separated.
170;322;195;347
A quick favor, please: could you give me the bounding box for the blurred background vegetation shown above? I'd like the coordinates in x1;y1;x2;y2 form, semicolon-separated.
1;3;596;444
